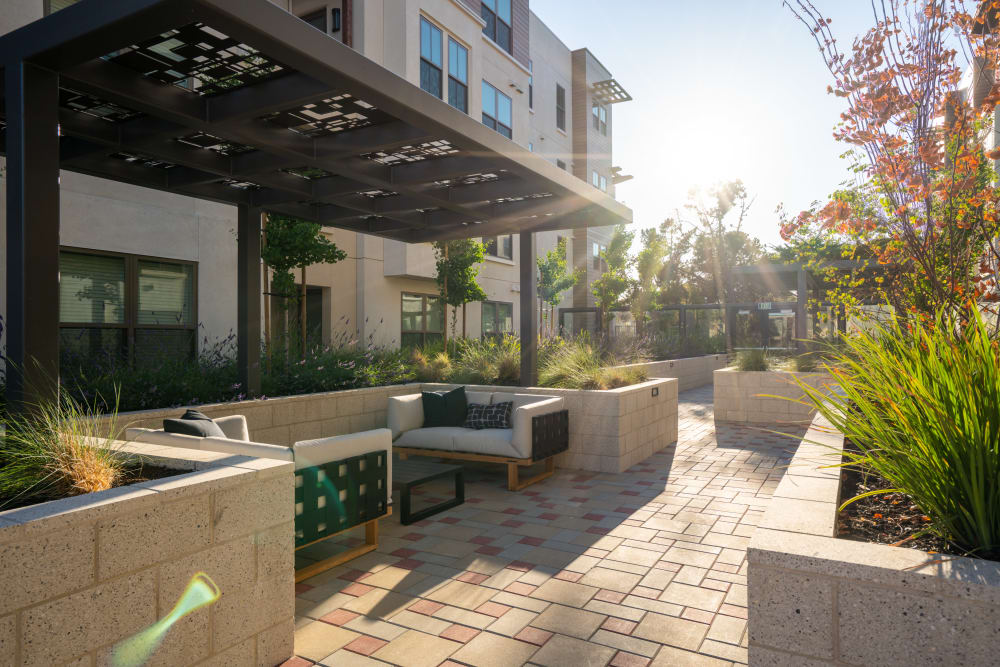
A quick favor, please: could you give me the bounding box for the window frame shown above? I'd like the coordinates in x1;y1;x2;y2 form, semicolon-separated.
447;38;469;113
299;8;328;34
600;175;608;192
400;292;445;347
484;234;514;260
481;300;514;338
419;16;444;99
556;84;566;131
481;81;512;138
592;170;600;188
556;159;566;170
481;0;513;54
44;0;80;15
528;60;534;109
58;246;198;362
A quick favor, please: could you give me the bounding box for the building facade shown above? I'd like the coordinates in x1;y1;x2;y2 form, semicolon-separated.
0;0;631;360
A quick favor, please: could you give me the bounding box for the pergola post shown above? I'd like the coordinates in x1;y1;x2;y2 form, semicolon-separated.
237;205;262;397
5;61;61;410
795;267;808;352
519;231;537;387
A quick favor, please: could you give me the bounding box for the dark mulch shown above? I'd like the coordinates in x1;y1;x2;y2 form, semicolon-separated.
0;463;185;512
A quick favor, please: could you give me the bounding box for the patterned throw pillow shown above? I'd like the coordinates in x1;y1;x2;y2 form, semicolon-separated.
463;401;513;430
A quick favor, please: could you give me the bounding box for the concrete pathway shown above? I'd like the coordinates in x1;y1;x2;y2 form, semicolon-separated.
287;386;804;667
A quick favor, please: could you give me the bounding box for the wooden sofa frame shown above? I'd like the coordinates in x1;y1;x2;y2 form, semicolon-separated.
396;409;569;492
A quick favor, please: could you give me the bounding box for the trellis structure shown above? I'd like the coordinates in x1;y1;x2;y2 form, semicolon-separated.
0;0;631;409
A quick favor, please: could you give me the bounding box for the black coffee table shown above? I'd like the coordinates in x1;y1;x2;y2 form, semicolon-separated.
393;456;465;525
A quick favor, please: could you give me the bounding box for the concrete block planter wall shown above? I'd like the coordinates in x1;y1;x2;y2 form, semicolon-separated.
107;379;679;475
713;367;831;423
0;444;295;666
614;354;729;391
748;414;1000;666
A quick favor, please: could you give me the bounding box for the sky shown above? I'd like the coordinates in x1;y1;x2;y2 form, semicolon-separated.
529;0;879;249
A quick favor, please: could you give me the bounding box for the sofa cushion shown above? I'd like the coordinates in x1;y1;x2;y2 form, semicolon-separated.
422;386;467;427
293;429;393;493
464;401;512;430
201;437;295;464
492;393;553;411
466;391;492;406
395;426;521;459
511;396;565;457
164;409;226;438
388;394;424;440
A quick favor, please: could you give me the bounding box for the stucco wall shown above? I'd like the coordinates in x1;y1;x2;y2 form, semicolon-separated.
0;445;295;666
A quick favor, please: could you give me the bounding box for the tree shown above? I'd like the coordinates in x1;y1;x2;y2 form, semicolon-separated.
537;238;582;337
433;239;487;346
783;0;1000;329
260;214;346;359
653;218;695;308
591;224;636;334
685;181;756;352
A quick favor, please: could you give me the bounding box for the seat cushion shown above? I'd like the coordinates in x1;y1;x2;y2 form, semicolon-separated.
395;426;520;459
388;394;424;440
422;386;467;427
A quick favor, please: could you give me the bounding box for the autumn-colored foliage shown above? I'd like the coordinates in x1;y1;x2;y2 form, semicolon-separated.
783;0;1000;324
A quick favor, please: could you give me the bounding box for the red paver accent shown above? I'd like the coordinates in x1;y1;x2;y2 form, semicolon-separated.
279;658;313;667
341;583;374;597
401;532;426;541
394;558;424;570
538;512;560;520
319;609;360;626
409;599;445;615
475;601;511;617
582;513;606;521
611;651;651;667
413;519;434;527
514;627;553;646
470;536;495;545
294;583;313;594
615;506;638;514
637;481;655;486
553;570;582;582
594;589;626;604
475;545;503;556
338;569;371;582
504;582;537;596
538;502;557;509
457;571;489;584
621;490;640;496
507;561;534;572
681;608;716;624
344;635;388;656
439;516;461;524
570;496;589;503
391;548;418;558
518;536;544;546
440;624;481;643
719;603;748;619
503;508;524;515
501;519;524;528
586;526;610;535
602;618;637;635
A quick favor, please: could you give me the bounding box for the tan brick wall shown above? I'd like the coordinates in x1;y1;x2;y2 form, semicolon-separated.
713;368;832;424
748;413;1000;666
0;448;294;666
614;354;729;392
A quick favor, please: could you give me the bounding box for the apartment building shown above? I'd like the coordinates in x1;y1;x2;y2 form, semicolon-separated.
0;0;631;360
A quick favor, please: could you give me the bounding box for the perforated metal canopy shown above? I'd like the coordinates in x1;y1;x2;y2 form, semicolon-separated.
0;0;632;243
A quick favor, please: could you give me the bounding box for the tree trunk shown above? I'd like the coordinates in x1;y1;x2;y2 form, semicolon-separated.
462;302;466;338
442;244;449;351
300;266;307;360
262;215;271;374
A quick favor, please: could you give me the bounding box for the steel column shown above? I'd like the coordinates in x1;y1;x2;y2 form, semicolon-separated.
237;205;262;397
795;268;808;351
519;231;538;387
5;61;61;410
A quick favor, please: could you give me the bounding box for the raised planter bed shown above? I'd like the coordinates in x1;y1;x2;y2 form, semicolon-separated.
747;414;1000;665
713;367;832;423
0;442;295;666
103;379;679;474
614;353;729;391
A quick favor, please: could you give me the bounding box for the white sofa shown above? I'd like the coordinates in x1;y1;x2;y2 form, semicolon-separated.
126;416;392;580
387;390;569;491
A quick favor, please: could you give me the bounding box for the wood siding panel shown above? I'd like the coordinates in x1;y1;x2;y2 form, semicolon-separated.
512;0;530;68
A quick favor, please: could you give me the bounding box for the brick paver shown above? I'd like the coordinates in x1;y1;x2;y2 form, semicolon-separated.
292;386;803;666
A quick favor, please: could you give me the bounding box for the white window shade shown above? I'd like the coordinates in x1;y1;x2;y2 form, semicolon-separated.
137;260;194;325
59;252;125;324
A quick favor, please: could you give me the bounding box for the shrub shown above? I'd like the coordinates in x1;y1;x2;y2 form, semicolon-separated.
537;340;646;389
797;310;1000;558
0;391;134;506
792;352;818;372
410;348;452;383
451;335;520;386
735;349;769;371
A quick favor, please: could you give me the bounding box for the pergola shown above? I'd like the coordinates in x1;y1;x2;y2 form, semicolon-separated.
0;0;631;408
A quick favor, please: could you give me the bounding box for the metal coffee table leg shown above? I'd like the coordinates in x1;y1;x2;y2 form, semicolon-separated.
400;468;465;525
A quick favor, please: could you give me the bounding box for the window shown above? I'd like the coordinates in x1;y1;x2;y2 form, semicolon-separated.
599;106;608;135
556;84;566;131
528;60;534;109
484;234;513;260
556;159;566;170
420;17;443;98
482;81;512;138
600;175;608;192
592;104;608;135
528;142;533;152
482;0;512;54
44;0;79;14
592;242;607;270
447;39;469;113
401;293;444;348
59;249;196;363
299;8;327;33
592;170;600;188
482;301;514;338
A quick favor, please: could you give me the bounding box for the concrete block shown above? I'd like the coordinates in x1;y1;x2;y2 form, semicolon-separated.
256;520;295;580
257;617;295;667
213;474;294;543
213;574;294;650
747;565;834;659
0;614;15;665
0;522;96;615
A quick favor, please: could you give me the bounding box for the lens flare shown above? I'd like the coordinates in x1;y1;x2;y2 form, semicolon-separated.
111;572;221;667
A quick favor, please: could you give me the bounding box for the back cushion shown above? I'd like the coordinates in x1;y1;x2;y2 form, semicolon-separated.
164;409;226;438
422;386;467;427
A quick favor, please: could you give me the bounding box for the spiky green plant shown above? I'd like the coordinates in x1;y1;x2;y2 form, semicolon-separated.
0;391;134;507
797;309;1000;558
735;349;769;371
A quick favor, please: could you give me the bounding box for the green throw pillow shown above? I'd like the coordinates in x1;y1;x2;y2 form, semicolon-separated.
421;386;467;427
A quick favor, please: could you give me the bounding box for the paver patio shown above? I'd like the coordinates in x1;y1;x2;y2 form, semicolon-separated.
288;386;806;666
